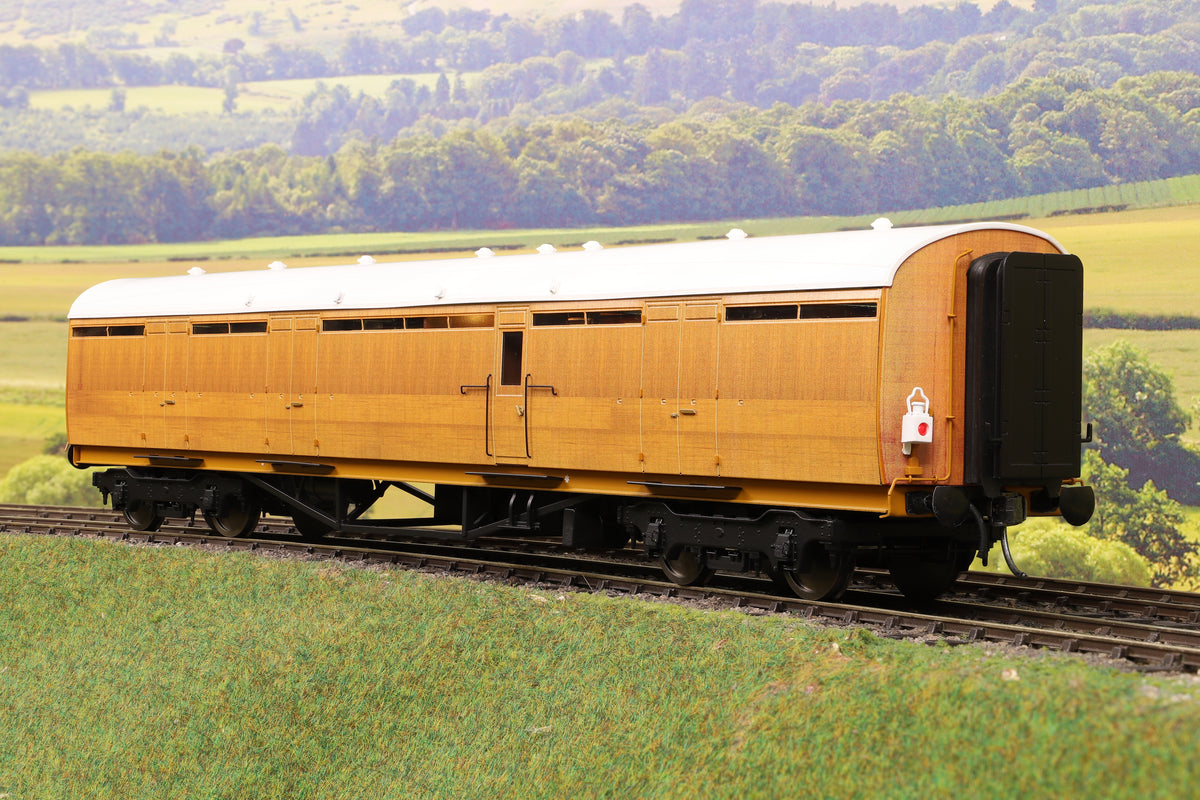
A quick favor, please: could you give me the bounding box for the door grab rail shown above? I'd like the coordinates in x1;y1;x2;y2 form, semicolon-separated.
460;374;493;457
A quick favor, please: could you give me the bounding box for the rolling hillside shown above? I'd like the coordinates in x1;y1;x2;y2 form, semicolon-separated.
0;0;1023;52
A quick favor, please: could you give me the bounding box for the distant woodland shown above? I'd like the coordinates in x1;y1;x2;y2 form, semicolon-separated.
1;0;1198;243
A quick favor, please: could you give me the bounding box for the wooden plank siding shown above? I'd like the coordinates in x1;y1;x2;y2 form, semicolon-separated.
65;227;1063;496
66;290;886;485
876;229;1062;486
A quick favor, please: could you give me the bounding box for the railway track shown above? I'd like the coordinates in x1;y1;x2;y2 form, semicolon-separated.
6;503;1200;672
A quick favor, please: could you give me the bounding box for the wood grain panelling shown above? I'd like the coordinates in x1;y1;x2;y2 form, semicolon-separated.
65;333;145;448
878;230;1061;485
265;323;293;455
316;327;494;464
186;331;267;452
140;328;189;450
263;318;320;456
642;308;681;474
640;301;720;476
717;315;881;484
679;309;719;477
525;324;642;472
492;309;529;460
292;321;318;456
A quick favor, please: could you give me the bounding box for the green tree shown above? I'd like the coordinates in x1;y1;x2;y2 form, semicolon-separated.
1085;341;1188;455
776;126;869;215
0;455;101;507
1083;340;1200;502
1083;450;1194;587
0;152;57;244
1004;519;1153;587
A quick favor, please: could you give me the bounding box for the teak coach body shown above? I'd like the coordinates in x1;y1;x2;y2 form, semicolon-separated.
67;221;1095;600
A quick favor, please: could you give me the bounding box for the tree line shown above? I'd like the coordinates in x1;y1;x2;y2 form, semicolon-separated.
3;0;1198;120
1;69;1197;245
0;0;1060;92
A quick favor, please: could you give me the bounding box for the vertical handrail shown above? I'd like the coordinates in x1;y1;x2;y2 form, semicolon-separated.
460;374;493;457
523;373;558;458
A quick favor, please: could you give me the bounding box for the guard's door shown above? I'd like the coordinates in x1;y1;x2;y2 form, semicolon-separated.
142;321;188;450
679;302;720;476
492;308;529;461
641;302;720;476
266;316;319;456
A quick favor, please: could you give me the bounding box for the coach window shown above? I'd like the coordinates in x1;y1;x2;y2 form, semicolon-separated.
500;331;524;386
726;304;798;321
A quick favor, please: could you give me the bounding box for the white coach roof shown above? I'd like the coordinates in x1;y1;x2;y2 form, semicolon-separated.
68;221;1066;320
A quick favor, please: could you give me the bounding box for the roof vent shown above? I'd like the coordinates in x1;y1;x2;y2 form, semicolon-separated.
334;292;345;305
187;266;206;276
435;287;446;300
475;247;495;258
357;255;376;265
871;218;893;231
582;240;603;252
267;261;287;270
537;243;557;255
726;228;748;240
549;279;561;294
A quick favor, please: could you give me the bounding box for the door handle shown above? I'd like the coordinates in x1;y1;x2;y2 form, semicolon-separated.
679;408;697;416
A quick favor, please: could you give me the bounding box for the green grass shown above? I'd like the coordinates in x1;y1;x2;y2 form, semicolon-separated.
1041;206;1200;317
0;321;64;474
1;533;1198;798
0;321;65;474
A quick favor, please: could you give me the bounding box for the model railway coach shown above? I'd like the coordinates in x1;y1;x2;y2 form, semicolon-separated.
67;220;1095;601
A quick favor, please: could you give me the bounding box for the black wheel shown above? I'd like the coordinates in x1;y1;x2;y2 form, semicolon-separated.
774;544;853;601
292;507;339;539
122;501;163;532
660;547;715;586
289;478;377;539
888;547;973;602
202;498;262;538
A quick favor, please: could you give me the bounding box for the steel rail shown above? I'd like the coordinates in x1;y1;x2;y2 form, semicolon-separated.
5;503;1200;672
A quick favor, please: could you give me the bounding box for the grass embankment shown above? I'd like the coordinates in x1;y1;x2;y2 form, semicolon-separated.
1;534;1198;798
